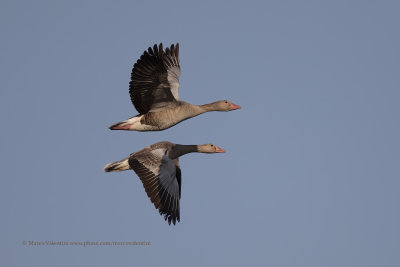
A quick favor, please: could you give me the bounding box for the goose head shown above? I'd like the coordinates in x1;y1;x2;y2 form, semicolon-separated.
197;144;226;153
211;100;241;111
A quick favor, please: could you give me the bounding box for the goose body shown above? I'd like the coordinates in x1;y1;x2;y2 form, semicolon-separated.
104;141;225;225
109;43;241;131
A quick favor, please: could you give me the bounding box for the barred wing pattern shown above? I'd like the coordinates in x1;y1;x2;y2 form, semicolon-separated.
128;148;181;225
129;43;181;114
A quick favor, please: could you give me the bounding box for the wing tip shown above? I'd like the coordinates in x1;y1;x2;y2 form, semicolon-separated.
165;214;179;225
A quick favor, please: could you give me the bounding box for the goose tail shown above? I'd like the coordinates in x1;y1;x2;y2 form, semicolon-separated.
104;158;130;172
109;115;141;130
109;121;131;130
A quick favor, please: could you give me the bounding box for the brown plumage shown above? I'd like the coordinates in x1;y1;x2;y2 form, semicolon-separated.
104;141;226;225
109;43;241;131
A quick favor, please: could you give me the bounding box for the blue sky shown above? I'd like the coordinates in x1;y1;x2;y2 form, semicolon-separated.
1;0;399;266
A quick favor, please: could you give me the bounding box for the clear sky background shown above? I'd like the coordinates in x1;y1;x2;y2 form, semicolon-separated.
1;0;399;266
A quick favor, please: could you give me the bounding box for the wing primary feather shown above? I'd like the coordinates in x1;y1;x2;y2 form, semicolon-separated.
148;46;154;55
153;44;158;56
170;44;175;57
176;43;179;61
159;43;163;54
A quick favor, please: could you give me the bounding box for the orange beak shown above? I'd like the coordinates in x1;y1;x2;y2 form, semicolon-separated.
229;102;241;110
215;146;226;153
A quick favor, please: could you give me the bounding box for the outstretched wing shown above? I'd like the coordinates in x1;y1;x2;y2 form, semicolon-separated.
129;43;181;114
128;148;181;225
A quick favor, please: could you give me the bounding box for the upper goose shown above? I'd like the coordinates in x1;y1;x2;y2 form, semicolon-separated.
104;141;225;225
109;43;241;131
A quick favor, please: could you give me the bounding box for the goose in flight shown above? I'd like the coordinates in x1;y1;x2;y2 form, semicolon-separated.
109;43;241;131
104;141;226;225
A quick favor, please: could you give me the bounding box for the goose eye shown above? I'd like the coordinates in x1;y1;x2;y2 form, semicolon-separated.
224;101;228;103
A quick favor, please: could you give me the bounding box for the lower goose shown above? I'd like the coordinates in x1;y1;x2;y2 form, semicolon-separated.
104;141;225;225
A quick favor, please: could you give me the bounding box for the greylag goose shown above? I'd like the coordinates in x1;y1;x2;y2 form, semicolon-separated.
109;43;241;131
104;141;225;225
